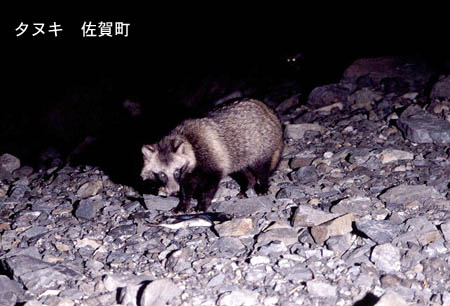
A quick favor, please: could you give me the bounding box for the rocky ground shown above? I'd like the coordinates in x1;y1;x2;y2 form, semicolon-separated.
1;56;450;306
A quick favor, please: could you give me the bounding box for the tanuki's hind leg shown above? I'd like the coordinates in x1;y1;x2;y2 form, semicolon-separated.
251;159;273;195
230;168;256;198
252;148;282;195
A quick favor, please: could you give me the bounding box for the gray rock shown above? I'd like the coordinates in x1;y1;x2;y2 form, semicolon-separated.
59;288;84;300
245;268;267;283
284;267;313;282
2;255;81;294
215;218;254;237
29;266;80;292
1;229;18;251
12;210;41;227
289;153;315;169
307;83;352;107
257;222;299;246
275;186;306;200
212;237;246;256
306;280;337;298
422;257;449;283
123;201;141;212
398;105;450;144
374;289;408;306
394;216;443;246
379;274;402;288
13;166;34;178
348;148;372;165
165;248;192;273
379;184;444;210
218;289;259;306
0;166;12;182
5;246;41;260
207;273;226;287
379;149;414;164
8;184;30;200
291;166;319;184
355;219;400;244
257;241;288;255
304;249;322;259
0;275;25;306
0;153;21;173
21;226;48;239
440;221;450;242
249;255;270;265
31;200;55;214
213;195;274;217
310;213;355;244
284;123;325;140
443;291;450;306
2;255;51;277
85;259;104;271
401;249;425;270
143;194;179;211
263;296;279;306
371;243;401;273
430;75;450;100
108;224;137;238
325;234;353;256
347;88;383;110
89;293;118;305
293;205;340;227
77;180;103;198
13;177;29;188
424;241;447;257
106;251;128;264
314;102;344;114
330;196;372;216
24;301;45;306
75;199;96;220
354;272;374;290
140;279;182;306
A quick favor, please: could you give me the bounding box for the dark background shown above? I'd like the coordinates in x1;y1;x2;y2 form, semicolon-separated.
3;10;449;188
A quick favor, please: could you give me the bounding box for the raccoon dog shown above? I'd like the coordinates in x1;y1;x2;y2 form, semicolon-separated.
141;98;283;212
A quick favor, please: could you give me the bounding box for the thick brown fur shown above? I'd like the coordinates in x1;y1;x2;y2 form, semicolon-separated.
141;98;283;212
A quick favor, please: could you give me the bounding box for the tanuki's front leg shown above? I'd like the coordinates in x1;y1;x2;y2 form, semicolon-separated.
195;171;221;212
173;173;197;213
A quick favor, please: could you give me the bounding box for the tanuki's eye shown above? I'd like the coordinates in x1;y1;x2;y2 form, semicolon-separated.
174;168;181;180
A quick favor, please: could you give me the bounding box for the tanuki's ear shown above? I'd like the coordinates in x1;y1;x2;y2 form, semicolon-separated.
176;142;186;155
172;139;185;154
142;145;156;158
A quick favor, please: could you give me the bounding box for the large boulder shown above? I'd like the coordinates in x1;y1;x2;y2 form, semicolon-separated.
342;56;434;93
430;75;450;100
